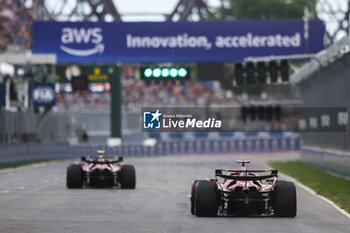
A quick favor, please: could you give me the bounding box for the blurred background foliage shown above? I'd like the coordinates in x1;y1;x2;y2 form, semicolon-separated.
209;0;317;19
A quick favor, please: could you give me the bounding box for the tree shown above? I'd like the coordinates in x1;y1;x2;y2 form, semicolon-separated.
210;0;317;20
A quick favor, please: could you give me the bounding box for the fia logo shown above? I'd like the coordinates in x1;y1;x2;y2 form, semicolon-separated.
33;86;55;103
143;109;162;129
60;27;104;57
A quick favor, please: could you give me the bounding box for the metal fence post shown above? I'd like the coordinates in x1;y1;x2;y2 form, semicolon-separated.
110;65;122;140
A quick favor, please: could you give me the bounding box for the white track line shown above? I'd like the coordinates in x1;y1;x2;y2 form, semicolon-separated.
0;161;61;174
280;172;350;219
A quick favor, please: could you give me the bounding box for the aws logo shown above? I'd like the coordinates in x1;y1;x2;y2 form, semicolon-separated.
60;27;104;57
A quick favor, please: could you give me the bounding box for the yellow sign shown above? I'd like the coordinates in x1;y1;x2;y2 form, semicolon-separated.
87;67;108;81
94;68;101;75
56;65;111;82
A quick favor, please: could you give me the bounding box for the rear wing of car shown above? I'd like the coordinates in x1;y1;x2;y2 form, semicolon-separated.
215;169;278;181
81;156;123;164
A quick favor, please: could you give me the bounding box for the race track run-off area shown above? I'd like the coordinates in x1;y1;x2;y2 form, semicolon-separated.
0;153;349;233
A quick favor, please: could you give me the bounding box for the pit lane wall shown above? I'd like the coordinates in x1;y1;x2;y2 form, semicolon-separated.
0;132;300;164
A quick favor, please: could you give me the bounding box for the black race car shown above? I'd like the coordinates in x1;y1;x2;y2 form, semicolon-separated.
191;160;296;217
66;150;136;189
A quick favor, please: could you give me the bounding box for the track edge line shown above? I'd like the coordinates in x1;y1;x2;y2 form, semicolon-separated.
279;171;350;219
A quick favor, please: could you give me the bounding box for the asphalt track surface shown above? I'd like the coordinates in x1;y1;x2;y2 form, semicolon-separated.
0;153;349;233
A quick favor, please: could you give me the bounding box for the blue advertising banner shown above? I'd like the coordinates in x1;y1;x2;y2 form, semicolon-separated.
33;20;325;63
0;83;6;107
31;82;56;107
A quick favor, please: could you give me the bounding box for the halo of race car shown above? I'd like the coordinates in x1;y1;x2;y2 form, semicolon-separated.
190;160;297;217
66;150;136;189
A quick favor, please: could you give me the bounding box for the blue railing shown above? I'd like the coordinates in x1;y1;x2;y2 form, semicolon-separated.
0;133;300;164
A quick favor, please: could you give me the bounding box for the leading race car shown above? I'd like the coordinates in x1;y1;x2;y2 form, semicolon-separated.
66;150;136;189
191;160;296;217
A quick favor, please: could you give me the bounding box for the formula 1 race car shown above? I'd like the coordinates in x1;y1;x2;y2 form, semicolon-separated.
190;160;296;217
66;150;136;189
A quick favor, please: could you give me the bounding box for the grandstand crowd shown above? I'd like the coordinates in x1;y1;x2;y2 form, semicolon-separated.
0;0;32;52
55;67;240;112
122;67;240;111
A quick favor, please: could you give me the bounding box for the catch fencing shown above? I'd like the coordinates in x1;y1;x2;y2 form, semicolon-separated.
0;110;86;144
0;110;300;164
292;36;350;177
293;36;350;150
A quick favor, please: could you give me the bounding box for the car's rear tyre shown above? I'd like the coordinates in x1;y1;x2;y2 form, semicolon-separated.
274;180;297;217
195;181;218;217
120;165;136;189
66;164;83;189
191;180;204;215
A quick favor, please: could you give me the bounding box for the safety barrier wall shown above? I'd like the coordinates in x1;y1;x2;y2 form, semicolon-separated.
0;136;300;164
301;147;350;178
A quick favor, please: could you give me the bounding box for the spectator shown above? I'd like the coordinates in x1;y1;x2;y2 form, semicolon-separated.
0;0;41;53
55;68;240;112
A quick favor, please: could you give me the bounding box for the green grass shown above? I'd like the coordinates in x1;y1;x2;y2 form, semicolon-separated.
0;159;56;170
268;160;350;213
